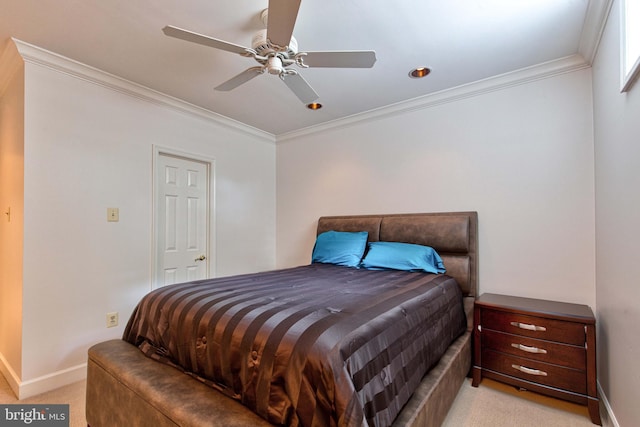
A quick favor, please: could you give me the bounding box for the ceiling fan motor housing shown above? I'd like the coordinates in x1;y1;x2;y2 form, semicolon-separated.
252;29;298;58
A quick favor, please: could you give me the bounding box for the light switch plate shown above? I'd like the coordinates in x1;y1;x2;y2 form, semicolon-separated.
107;208;119;222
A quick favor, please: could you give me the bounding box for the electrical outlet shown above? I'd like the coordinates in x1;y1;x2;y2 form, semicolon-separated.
106;312;118;328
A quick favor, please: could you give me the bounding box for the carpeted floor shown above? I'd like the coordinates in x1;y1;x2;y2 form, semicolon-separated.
0;376;86;427
442;378;604;427
1;373;604;426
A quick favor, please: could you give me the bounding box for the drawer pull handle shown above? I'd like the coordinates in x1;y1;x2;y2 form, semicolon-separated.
511;364;548;376
510;321;546;332
511;343;547;354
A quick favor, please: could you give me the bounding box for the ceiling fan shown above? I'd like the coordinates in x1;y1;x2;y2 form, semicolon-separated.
162;0;376;104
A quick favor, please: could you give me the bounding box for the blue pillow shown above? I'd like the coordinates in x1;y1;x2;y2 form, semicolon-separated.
311;231;368;268
361;241;446;273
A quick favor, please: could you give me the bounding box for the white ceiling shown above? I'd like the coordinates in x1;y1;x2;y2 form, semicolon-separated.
0;0;609;136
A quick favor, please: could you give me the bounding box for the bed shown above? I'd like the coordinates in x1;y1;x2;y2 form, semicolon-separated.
86;211;478;427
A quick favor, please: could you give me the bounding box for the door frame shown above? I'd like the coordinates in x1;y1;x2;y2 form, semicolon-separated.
151;145;216;289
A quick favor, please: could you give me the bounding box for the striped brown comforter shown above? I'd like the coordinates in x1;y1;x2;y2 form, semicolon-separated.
123;264;466;427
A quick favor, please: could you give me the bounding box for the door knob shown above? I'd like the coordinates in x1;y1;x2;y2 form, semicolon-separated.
195;255;206;262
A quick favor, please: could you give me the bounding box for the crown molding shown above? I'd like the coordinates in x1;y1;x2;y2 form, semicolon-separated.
277;54;590;143
578;0;614;64
8;33;597;146
11;38;276;143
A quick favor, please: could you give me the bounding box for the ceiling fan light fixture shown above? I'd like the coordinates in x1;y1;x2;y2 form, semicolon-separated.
409;67;431;78
307;102;322;110
267;56;284;75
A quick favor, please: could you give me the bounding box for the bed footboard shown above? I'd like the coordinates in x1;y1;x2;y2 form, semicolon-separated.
86;339;274;427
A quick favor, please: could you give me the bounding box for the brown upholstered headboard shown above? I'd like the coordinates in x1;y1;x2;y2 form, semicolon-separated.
317;212;478;299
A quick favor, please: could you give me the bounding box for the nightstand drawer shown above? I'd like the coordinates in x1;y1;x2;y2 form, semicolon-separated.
482;309;585;345
482;329;586;369
482;348;587;394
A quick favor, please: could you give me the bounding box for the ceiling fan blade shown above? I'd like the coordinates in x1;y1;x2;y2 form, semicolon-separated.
163;25;251;55
300;51;377;68
266;0;301;48
214;67;264;91
281;72;319;104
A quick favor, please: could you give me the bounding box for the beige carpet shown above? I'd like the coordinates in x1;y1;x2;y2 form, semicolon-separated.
442;378;604;427
0;376;86;427
1;373;603;426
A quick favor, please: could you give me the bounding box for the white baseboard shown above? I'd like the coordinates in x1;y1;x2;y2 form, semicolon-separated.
1;351;87;400
18;363;87;400
598;381;620;427
0;351;20;398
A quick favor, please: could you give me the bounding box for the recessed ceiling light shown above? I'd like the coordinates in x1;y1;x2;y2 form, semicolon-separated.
409;67;431;78
307;102;322;110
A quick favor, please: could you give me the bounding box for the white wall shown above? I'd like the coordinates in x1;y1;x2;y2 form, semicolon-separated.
10;41;276;395
592;1;640;426
277;68;596;308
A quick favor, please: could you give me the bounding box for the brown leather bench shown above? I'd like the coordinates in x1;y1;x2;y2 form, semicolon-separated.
86;339;274;427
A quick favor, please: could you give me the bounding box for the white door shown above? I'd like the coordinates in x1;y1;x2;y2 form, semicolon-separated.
155;153;209;287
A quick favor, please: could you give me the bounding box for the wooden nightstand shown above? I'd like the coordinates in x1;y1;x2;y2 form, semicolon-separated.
471;293;601;425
